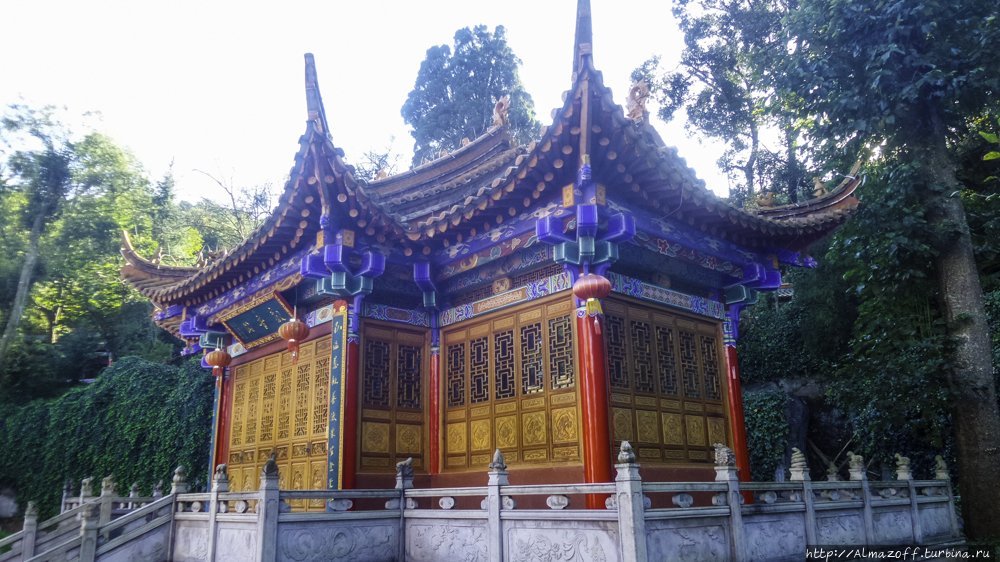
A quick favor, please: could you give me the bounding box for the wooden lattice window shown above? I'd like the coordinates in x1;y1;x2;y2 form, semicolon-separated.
604;298;729;464
359;322;427;473
443;294;579;470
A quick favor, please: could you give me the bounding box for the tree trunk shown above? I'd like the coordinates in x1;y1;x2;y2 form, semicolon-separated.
0;208;48;362
925;136;1000;540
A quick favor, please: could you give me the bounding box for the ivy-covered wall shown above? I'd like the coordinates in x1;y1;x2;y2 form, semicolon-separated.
0;356;213;518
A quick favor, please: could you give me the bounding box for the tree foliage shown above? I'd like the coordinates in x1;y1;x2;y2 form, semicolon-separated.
634;0;814;205
658;0;1000;537
402;25;540;165
0;357;213;518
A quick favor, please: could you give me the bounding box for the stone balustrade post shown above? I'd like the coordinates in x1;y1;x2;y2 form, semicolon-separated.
485;449;509;562
208;464;229;562
99;475;116;525
256;455;279;562
78;502;99;562
714;444;747;562
61;479;73;513
934;456;961;538
789;447;817;546
128;483;139;510
21;501;38;560
614;442;648;562
80;476;94;500
170;466;189;495
395;457;414;562
847;452;875;543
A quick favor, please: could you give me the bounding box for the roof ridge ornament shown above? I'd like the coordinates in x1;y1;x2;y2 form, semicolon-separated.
304;53;330;136
491;94;511;129
573;0;594;76
626;80;650;123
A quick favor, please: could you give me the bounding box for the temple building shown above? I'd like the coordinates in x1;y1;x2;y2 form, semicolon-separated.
120;0;859;509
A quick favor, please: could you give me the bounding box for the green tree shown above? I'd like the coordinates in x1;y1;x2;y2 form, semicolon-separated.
0;106;72;362
778;0;1000;537
635;0;813;205
402;25;540;165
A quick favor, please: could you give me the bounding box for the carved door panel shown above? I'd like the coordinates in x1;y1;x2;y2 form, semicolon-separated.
360;323;427;473
226;335;332;510
605;298;729;464
442;295;579;470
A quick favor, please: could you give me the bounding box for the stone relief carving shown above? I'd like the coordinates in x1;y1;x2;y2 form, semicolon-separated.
280;525;396;562
513;531;609;562
408;524;487;562
746;519;803;560
216;528;255;562
173;524;209;562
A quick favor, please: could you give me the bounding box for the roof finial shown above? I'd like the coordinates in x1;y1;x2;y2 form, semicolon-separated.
573;0;593;76
304;53;330;136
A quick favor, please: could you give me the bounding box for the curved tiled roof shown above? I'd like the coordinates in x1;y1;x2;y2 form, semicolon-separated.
122;17;860;308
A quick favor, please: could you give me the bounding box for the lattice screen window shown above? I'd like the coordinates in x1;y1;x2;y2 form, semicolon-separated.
226;336;331;511
443;295;579;470
360;323;426;473
604;298;728;464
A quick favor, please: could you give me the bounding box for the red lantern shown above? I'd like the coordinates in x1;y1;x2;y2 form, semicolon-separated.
279;318;310;364
573;273;612;301
205;349;232;377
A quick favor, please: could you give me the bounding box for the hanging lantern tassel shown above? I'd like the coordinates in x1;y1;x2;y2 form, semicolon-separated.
205;349;232;377
279;318;310;364
574;273;611;337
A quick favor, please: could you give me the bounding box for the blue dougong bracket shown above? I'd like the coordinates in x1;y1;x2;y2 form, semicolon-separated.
535;204;635;273
300;243;386;297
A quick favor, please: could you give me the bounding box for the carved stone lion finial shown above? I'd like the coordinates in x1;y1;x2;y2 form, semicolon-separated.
396;457;414;479
172;466;187;484
894;453;910;470
626;80;650;123
101;475;116;495
826;461;841;481
492;95;511;128
713;443;736;467
262;453;279;476
618;441;636;464
214;464;228;482
25;501;38;517
790;448;807;470
846;451;864;470
934;455;950;480
80;476;94;497
489;448;507;471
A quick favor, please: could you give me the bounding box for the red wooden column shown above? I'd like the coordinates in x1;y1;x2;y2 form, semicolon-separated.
209;370;233;477
573;273;614;509
723;305;752;488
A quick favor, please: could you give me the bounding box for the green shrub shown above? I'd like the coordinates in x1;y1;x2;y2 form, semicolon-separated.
0;356;213;517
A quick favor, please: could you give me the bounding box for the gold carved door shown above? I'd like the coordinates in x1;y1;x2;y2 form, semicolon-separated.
442;296;580;469
604;298;729;464
227;336;331;511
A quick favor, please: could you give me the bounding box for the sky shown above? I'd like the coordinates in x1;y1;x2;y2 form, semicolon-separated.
0;0;730;203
